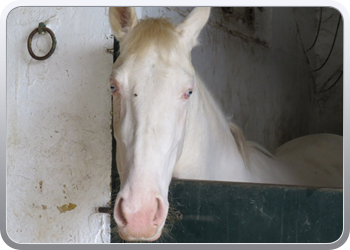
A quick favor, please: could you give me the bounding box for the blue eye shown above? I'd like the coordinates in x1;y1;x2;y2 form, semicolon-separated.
110;85;117;93
186;89;193;98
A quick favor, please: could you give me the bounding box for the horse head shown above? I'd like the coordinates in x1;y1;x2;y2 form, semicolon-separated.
108;7;211;241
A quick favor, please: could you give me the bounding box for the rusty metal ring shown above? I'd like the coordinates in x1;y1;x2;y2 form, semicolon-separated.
27;26;57;60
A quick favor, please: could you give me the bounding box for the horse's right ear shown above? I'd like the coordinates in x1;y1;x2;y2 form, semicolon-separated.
109;7;138;41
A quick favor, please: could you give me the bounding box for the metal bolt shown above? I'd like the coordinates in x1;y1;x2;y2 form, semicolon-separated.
97;207;111;214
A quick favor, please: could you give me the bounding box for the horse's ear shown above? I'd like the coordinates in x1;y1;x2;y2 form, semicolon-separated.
176;7;211;50
109;7;138;41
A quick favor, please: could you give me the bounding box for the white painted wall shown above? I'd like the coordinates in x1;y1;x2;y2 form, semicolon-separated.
7;7;113;243
140;7;343;151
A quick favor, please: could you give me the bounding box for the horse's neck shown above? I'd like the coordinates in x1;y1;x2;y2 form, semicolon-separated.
173;76;250;181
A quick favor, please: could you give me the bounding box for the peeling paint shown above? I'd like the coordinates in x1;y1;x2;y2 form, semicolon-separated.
57;203;77;214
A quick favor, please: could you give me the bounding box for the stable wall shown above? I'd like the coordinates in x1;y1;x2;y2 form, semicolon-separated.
295;7;343;139
7;7;113;243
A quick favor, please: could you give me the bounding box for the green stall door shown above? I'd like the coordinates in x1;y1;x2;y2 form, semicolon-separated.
161;180;343;243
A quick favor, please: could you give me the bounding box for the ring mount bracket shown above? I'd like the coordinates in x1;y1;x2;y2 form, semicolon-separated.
27;22;57;61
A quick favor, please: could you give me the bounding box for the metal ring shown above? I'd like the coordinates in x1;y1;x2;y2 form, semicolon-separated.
27;26;57;60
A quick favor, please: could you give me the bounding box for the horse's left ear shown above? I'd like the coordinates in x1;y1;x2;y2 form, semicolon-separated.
176;7;211;50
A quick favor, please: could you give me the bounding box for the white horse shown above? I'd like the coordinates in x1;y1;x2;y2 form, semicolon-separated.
108;7;343;242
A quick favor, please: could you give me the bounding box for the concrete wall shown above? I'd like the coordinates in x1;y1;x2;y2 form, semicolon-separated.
140;7;343;151
7;7;113;243
295;7;343;138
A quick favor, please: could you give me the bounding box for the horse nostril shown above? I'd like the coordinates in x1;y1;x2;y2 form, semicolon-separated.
153;197;165;226
115;197;127;226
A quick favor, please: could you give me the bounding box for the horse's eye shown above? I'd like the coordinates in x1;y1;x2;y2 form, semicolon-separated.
185;89;193;99
110;85;117;93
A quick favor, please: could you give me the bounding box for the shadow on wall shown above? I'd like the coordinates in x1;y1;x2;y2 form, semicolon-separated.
189;7;342;151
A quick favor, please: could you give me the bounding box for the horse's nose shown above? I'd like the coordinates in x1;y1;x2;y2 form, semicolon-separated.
114;194;166;241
